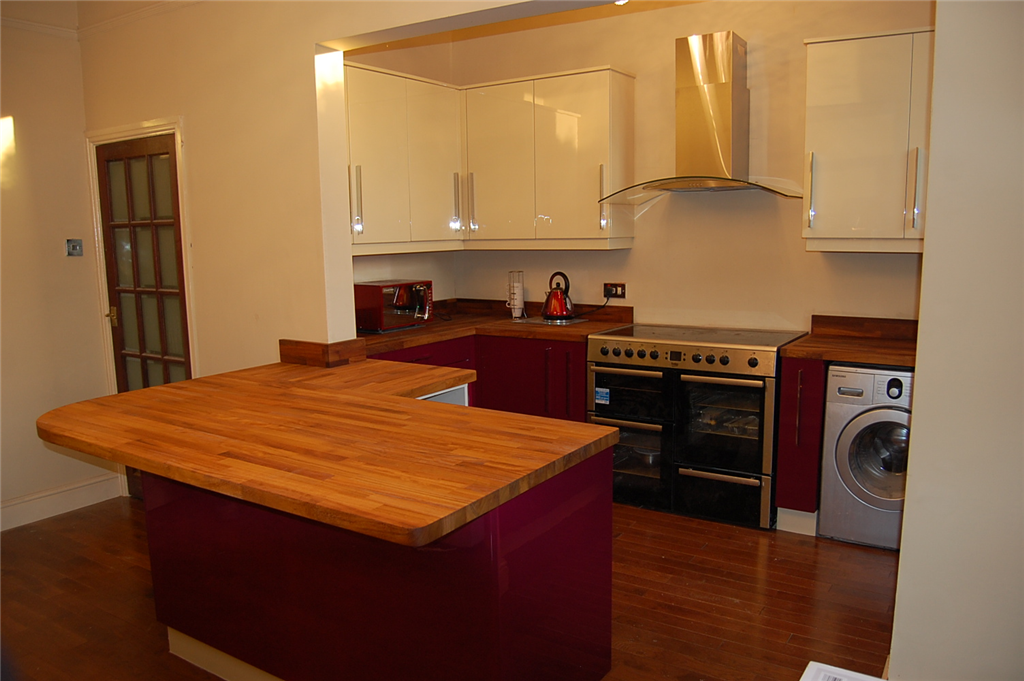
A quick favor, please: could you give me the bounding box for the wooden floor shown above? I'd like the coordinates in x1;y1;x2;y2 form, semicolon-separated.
0;498;897;681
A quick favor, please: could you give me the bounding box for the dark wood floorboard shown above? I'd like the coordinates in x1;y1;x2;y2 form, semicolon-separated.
1;498;897;681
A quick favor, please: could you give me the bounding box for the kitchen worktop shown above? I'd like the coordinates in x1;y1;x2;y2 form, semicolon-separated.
781;315;918;367
359;299;633;355
36;358;618;547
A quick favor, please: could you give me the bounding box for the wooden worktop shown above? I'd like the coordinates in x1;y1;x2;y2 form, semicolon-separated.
781;315;918;367
360;299;633;355
36;360;618;547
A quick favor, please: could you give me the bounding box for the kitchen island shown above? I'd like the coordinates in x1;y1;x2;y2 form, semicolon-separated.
36;352;618;681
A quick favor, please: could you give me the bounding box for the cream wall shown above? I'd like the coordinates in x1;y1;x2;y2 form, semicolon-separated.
352;1;930;330
74;0;520;376
1;2;121;528
888;2;1023;678
0;0;534;527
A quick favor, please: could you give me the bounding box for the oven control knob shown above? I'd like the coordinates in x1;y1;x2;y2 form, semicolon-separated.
747;357;759;368
600;346;610;356
612;347;622;357
720;355;730;366
691;353;702;363
705;354;716;365
637;349;647;359
650;350;660;360
624;348;634;358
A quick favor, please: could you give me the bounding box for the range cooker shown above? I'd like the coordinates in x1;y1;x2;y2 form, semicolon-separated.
586;324;805;529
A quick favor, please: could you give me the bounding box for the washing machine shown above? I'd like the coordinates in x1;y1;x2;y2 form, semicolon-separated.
818;364;913;550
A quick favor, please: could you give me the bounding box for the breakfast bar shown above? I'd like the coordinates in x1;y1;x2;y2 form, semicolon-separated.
36;353;618;681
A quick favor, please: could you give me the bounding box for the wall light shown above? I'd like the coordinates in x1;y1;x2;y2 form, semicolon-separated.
1;116;15;189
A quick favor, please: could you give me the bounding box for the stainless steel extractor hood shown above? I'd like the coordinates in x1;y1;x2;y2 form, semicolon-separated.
601;32;801;205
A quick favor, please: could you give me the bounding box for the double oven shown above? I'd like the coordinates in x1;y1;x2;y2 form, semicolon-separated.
587;325;804;529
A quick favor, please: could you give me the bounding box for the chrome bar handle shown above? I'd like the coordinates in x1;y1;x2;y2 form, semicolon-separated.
905;147;924;233
468;172;479;231
677;467;761;488
451;172;462;231
599;163;608;230
350;165;364;234
678;374;763;389
803;152;816;230
589;365;664;380
589;415;663;433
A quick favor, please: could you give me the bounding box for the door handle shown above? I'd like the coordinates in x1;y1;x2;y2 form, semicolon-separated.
106;306;119;328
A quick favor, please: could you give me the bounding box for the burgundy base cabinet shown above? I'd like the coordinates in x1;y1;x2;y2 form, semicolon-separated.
474;336;587;422
369;335;475;370
143;451;612;681
775;357;827;513
370;336;476;402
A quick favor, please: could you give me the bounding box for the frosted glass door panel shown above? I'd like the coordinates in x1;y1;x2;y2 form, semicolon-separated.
804;34;914;240
407;79;463;242
346;67;411;245
534;71;609;240
466;81;535;241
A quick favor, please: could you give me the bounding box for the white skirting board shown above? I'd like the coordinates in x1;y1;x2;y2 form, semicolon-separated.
169;629;284;681
0;472;123;531
776;508;818;537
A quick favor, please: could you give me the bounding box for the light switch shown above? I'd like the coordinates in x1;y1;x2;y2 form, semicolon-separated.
65;239;83;257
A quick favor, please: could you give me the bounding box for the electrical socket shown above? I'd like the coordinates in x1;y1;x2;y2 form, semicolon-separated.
603;283;626;298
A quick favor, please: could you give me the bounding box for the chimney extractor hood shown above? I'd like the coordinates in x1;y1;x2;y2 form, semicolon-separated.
601;32;801;205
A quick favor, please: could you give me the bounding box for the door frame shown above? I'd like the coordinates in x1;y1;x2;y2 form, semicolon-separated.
85;117;196;495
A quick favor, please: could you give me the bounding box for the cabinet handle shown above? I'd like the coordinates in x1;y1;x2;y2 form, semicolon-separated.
599;163;608;230
566;350;572;418
468;172;479;231
803;152;816;229
451;172;462;232
794;369;802;447
350;165;364;234
905;147;924;233
544;347;551;415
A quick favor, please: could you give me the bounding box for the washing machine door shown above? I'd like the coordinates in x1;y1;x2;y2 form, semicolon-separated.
835;407;910;512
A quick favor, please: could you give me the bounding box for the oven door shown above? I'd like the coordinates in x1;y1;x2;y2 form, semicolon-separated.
674;467;773;529
588;415;672;511
588;364;671;422
672;373;774;476
671;372;776;529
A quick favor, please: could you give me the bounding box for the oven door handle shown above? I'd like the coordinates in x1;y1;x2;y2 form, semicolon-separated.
589;366;664;380
678;374;763;389
588;416;663;433
677;467;762;488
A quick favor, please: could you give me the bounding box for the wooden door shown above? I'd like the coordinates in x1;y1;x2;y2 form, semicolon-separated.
95;134;191;494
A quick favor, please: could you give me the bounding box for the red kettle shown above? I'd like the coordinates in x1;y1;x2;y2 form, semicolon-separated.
542;271;574;321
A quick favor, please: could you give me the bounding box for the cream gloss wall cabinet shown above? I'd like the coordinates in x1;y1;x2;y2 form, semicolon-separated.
465;68;635;250
802;29;933;253
346;65;464;255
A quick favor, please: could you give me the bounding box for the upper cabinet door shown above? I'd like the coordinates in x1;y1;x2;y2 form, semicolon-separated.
802;31;932;253
465;80;536;241
407;79;464;243
535;70;628;241
346;67;411;245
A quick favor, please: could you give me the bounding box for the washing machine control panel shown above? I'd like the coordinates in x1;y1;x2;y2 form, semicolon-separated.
828;366;913;408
